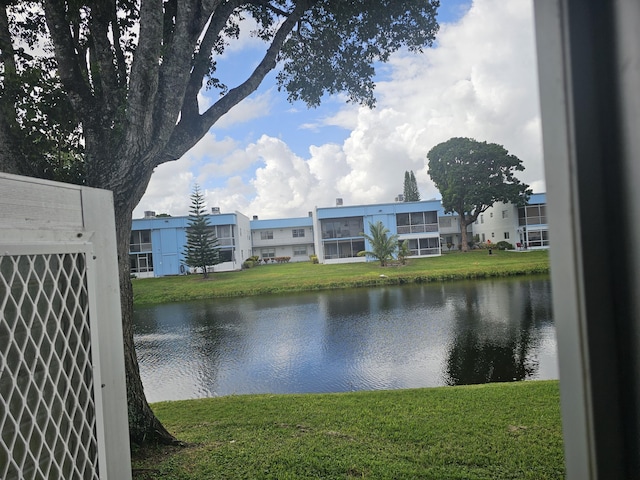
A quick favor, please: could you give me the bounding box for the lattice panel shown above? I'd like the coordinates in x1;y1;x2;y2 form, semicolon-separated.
0;253;100;480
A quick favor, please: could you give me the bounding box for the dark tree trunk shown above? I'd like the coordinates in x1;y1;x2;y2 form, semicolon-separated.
460;217;470;252
113;196;178;445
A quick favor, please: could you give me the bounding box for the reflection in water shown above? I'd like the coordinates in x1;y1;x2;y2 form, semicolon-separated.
134;276;557;402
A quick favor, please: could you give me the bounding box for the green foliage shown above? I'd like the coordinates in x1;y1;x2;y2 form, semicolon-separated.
403;170;421;201
276;1;439;108
132;381;564;479
427;137;531;251
496;241;514;250
397;239;410;265
309;254;319;264
182;185;220;279
360;221;399;266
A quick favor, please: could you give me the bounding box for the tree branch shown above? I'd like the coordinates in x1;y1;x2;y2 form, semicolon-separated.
123;0;164;151
88;0;123;118
43;0;95;115
181;0;240;121
160;0;316;164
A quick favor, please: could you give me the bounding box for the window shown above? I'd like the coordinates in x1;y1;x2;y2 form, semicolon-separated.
502;209;509;219
406;237;440;256
293;246;307;256
260;230;273;240
261;248;275;258
322;239;364;259
320;217;363;239
504;232;510;239
481;215;484;224
130;253;153;273
439;217;452;228
396;211;439;234
491;232;495;238
130;230;152;252
292;228;305;238
482;233;486;242
490;212;493;218
212;224;234;246
219;248;233;263
518;204;548;226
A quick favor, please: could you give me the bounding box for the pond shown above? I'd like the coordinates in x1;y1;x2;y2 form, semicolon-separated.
134;276;557;402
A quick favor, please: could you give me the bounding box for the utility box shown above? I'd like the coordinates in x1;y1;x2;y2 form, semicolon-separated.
0;173;131;479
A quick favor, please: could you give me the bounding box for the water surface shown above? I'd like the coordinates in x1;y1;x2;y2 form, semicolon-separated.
134;276;556;402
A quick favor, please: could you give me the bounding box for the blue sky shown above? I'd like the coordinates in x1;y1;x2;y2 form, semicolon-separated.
133;0;544;220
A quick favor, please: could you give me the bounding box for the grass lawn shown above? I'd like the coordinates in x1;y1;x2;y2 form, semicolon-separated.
133;249;549;305
132;380;564;480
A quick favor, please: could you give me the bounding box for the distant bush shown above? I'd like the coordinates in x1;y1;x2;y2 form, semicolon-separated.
242;260;256;269
248;255;260;263
273;256;291;263
495;241;514;250
309;254;319;264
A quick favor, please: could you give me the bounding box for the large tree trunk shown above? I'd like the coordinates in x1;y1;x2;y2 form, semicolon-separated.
460;217;470;252
113;199;178;445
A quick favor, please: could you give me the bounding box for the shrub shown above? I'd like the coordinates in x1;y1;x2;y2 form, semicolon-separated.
496;241;514;250
242;260;255;269
309;254;319;264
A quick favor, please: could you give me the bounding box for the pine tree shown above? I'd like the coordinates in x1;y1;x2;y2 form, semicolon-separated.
183;185;220;278
403;170;421;201
410;171;421;201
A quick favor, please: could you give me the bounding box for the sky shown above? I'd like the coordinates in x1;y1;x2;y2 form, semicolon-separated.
132;0;544;220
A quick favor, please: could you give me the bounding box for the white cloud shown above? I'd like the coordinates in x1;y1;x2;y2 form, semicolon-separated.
135;0;544;219
213;90;274;128
132;159;195;218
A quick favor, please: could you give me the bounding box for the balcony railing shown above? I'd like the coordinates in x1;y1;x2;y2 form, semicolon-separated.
397;224;439;234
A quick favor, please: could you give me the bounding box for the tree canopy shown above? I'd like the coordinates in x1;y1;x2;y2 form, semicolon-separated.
0;0;440;445
183;185;220;278
427;137;530;251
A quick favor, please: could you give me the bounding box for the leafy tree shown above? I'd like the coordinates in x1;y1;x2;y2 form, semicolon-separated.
183;185;220;279
403;170;420;201
359;221;398;266
0;1;439;444
427;137;531;252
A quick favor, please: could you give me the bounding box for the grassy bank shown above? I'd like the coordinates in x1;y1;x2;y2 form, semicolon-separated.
133;249;549;305
132;380;564;479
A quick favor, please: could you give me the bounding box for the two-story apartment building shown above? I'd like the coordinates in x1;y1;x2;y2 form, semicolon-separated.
131;195;548;277
312;200;442;264
130;210;252;278
471;193;548;249
250;216;315;262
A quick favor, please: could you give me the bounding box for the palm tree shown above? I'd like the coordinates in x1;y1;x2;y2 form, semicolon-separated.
359;221;399;266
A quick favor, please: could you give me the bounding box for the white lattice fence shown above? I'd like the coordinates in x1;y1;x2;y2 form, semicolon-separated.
0;174;131;480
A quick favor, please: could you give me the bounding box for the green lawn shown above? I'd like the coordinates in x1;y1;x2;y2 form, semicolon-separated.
133;249;549;305
132;381;565;479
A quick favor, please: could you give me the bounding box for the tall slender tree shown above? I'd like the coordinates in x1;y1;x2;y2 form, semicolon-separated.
183;185;220;279
0;1;440;444
403;170;421;201
427;137;531;252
